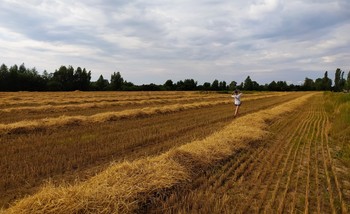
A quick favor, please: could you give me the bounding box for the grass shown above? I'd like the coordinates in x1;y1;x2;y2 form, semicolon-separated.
323;92;350;212
325;93;350;163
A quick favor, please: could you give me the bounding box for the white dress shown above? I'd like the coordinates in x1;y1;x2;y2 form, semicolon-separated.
232;93;242;106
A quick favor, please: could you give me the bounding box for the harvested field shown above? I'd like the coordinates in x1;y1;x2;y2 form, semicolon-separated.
1;91;348;213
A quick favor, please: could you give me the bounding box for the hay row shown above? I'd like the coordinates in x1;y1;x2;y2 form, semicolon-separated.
0;96;224;113
0;94;283;135
4;93;315;214
0;94;279;114
0;92;280;109
0;100;228;135
0;93;225;108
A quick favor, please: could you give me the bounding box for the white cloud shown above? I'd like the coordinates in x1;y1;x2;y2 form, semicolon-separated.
0;0;349;85
248;0;281;20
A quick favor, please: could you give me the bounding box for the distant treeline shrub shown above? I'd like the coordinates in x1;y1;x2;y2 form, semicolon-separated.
1;63;349;92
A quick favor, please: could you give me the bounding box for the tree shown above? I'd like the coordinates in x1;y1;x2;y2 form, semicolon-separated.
322;71;332;91
163;80;174;90
175;80;184;90
74;67;91;91
334;68;342;91
50;65;75;91
252;81;260;91
139;83;160;91
268;81;277;91
302;77;315;91
110;71;124;90
346;71;350;91
219;81;227;91
243;76;253;90
211;79;219;91
8;64;20;91
229;81;237;91
122;81;136;91
183;79;197;90
340;71;346;91
202;82;211;90
19;63;26;74
95;75;109;91
315;78;323;91
0;64;9;91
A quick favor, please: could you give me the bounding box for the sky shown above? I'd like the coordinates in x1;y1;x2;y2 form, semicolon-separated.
1;0;349;85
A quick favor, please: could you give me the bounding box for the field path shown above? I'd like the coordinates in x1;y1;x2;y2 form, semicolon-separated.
153;93;348;213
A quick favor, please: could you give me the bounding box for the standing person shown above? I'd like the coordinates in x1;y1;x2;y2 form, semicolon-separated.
232;89;242;118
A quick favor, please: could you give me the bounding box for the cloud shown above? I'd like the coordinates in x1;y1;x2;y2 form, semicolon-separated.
248;0;282;20
0;0;349;85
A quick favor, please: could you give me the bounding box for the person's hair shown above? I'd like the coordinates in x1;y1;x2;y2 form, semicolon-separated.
234;89;238;94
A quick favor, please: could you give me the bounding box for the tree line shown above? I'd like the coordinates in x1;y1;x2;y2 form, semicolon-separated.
0;63;349;92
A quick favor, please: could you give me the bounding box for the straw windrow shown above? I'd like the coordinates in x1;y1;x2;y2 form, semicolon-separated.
4;93;315;214
0;94;282;135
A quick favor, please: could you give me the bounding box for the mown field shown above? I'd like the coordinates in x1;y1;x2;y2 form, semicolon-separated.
0;91;348;213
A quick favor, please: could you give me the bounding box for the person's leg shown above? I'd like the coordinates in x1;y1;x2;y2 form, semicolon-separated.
234;105;239;117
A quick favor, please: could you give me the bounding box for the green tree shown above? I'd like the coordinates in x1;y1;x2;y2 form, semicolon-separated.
268;81;277;91
74;67;91;91
315;78;323;91
346;71;350;91
243;76;253;90
302;77;315;91
163;79;174;90
322;71;332;91
334;68;342;91
203;82;211;90
211;79;219;91
48;65;75;91
8;64;19;91
175;80;184;90
252;81;260;91
340;71;346;91
183;79;197;90
110;71;124;90
0;64;9;91
219;81;227;91
229;81;237;91
95;75;109;91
